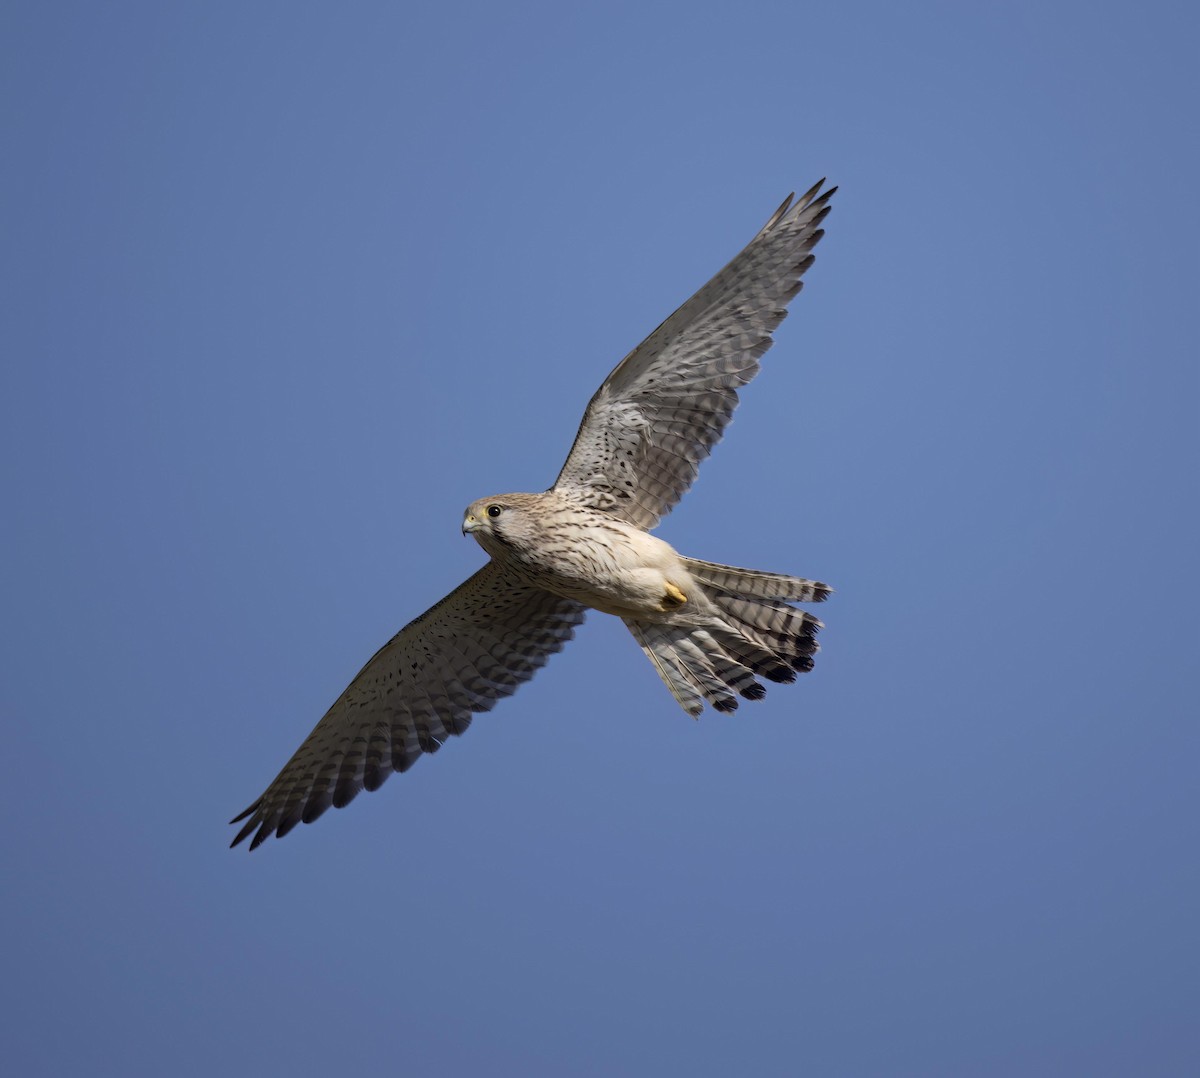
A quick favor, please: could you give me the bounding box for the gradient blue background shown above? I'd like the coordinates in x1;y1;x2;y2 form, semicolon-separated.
3;2;1196;1075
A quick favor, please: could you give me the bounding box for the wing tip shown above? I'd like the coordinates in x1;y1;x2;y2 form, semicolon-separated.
792;179;836;219
799;177;825;205
229;801;258;825
763;179;836;235
758;193;796;236
229;795;277;850
229;817;262;849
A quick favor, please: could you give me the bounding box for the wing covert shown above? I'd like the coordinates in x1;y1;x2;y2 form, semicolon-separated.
230;563;586;849
553;181;835;529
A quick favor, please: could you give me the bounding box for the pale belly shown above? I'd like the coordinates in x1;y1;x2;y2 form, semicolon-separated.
526;520;694;620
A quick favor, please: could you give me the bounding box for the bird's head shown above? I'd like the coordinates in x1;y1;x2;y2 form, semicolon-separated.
462;497;506;537
462;494;538;557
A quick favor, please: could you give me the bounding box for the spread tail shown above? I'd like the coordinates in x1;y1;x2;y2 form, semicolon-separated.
625;560;829;716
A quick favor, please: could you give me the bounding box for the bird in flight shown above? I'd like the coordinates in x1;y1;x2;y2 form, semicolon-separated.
231;180;836;849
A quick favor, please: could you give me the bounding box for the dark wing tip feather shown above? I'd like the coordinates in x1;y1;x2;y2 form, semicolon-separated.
806;182;836;209
797;178;826;208
229;802;257;825
274;815;302;840
759;193;796;235
229;812;261;848
302;796;334;823
761;179;834;235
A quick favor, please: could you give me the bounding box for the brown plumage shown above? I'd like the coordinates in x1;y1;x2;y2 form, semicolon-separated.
232;181;835;849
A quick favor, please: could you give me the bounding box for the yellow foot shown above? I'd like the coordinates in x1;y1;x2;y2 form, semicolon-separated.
662;581;688;609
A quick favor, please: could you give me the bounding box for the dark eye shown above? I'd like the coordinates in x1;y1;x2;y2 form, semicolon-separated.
486;504;502;519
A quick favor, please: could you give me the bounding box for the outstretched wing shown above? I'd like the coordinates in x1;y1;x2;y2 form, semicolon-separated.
553;180;835;530
230;563;586;850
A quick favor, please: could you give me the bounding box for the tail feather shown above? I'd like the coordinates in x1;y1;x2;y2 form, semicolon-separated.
625;620;706;716
625;561;829;716
689;629;766;702
705;620;797;683
672;634;740;713
709;594;822;670
682;557;831;603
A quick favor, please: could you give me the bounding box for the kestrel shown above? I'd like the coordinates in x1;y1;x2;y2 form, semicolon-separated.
231;181;836;849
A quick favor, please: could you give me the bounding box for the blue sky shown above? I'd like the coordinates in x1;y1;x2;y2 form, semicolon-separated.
2;2;1196;1075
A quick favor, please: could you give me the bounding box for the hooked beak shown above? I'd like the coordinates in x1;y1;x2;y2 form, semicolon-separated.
462;514;480;536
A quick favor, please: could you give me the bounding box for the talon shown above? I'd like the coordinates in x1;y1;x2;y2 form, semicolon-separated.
663;581;688;608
